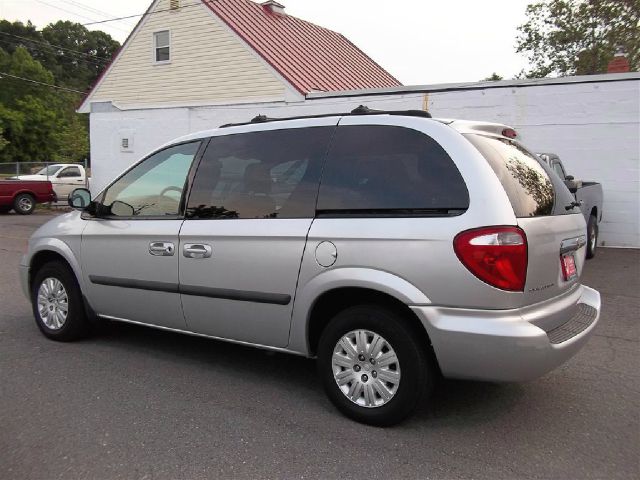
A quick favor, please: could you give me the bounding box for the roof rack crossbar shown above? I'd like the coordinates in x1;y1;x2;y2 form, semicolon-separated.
219;105;432;128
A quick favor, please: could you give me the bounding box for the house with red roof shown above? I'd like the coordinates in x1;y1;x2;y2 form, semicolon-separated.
80;0;402;191
78;0;400;112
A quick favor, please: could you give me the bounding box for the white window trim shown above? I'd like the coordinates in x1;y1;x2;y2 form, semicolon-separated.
152;29;171;65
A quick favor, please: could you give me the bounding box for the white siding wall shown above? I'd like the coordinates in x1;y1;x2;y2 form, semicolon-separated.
88;0;286;107
89;78;639;247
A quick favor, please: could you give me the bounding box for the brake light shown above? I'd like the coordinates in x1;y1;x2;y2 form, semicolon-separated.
502;128;517;139
453;226;528;291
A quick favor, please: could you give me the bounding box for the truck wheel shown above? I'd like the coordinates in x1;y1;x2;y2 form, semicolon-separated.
586;214;598;259
317;305;434;426
31;261;90;341
13;193;35;215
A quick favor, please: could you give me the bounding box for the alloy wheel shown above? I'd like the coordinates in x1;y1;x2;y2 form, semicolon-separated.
37;277;69;330
332;329;401;408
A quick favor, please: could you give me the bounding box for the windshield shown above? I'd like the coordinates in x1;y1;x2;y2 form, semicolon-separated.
35;165;63;176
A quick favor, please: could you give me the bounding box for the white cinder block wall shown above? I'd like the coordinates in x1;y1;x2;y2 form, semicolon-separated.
89;76;639;247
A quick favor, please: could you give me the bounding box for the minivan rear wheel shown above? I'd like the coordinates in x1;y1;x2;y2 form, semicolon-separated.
317;305;434;426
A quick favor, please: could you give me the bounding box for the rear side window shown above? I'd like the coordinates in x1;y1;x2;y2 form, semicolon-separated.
186;127;333;219
317;125;469;215
466;134;555;217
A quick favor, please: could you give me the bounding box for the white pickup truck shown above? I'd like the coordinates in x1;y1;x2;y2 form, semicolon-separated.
15;164;88;200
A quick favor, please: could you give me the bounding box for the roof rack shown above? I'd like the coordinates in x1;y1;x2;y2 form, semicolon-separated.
219;105;432;128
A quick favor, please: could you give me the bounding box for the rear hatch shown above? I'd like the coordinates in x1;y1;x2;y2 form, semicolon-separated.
466;133;587;305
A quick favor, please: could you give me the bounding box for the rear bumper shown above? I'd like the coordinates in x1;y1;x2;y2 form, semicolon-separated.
411;285;601;382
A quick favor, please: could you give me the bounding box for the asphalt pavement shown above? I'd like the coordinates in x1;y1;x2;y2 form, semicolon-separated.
0;211;638;480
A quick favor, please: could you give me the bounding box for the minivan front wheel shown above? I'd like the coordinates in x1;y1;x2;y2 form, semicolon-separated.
31;261;90;341
317;305;434;426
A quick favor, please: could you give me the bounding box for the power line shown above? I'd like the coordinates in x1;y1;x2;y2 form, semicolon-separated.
0;71;86;94
59;0;136;25
0;31;111;64
82;2;203;26
35;0;131;34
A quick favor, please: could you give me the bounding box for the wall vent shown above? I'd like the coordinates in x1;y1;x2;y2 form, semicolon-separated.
170;0;180;10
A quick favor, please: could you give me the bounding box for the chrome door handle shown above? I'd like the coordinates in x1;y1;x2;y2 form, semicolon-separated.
149;241;175;256
183;243;212;259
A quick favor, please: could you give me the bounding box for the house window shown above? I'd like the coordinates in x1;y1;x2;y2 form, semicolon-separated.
154;30;170;63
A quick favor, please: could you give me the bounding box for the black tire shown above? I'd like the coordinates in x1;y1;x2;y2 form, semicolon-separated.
586;214;598;259
13;193;35;215
31;261;90;341
317;305;434;426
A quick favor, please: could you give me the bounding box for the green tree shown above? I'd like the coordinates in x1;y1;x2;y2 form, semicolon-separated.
0;20;119;91
483;72;504;81
0;46;85;163
0;96;60;163
0;127;7;152
516;0;640;78
53;113;89;163
0;20;118;164
41;21;119;90
0;45;56;104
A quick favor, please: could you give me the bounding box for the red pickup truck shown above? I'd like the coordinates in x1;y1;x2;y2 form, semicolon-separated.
0;179;56;215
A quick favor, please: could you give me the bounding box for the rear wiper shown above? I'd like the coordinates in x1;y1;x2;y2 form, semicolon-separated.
565;201;582;211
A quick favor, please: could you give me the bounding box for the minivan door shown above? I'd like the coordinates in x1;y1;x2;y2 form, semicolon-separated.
81;141;202;329
178;123;336;347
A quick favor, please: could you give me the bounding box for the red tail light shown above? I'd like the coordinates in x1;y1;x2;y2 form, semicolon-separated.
502;128;517;139
453;226;528;291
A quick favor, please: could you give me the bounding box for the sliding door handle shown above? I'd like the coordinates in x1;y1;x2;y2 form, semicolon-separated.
183;243;212;259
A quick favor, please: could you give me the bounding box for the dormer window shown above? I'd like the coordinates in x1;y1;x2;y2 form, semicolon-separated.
153;30;170;63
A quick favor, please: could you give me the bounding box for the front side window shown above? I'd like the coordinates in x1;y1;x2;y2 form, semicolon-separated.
186;127;333;219
154;30;170;62
551;161;566;179
101;141;200;217
317;125;469;215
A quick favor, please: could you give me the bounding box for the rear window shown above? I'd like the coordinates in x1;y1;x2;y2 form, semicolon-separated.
317;125;469;216
466;134;555;217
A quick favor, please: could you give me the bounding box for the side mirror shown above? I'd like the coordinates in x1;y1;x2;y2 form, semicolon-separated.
565;175;574;181
110;200;135;217
564;179;578;194
68;188;91;209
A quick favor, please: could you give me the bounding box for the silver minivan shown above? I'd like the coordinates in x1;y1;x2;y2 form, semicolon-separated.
20;108;601;426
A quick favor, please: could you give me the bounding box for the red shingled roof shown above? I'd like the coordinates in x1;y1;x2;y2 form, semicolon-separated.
202;0;402;93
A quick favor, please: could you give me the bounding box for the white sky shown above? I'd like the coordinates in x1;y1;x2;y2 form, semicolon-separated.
0;0;533;84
